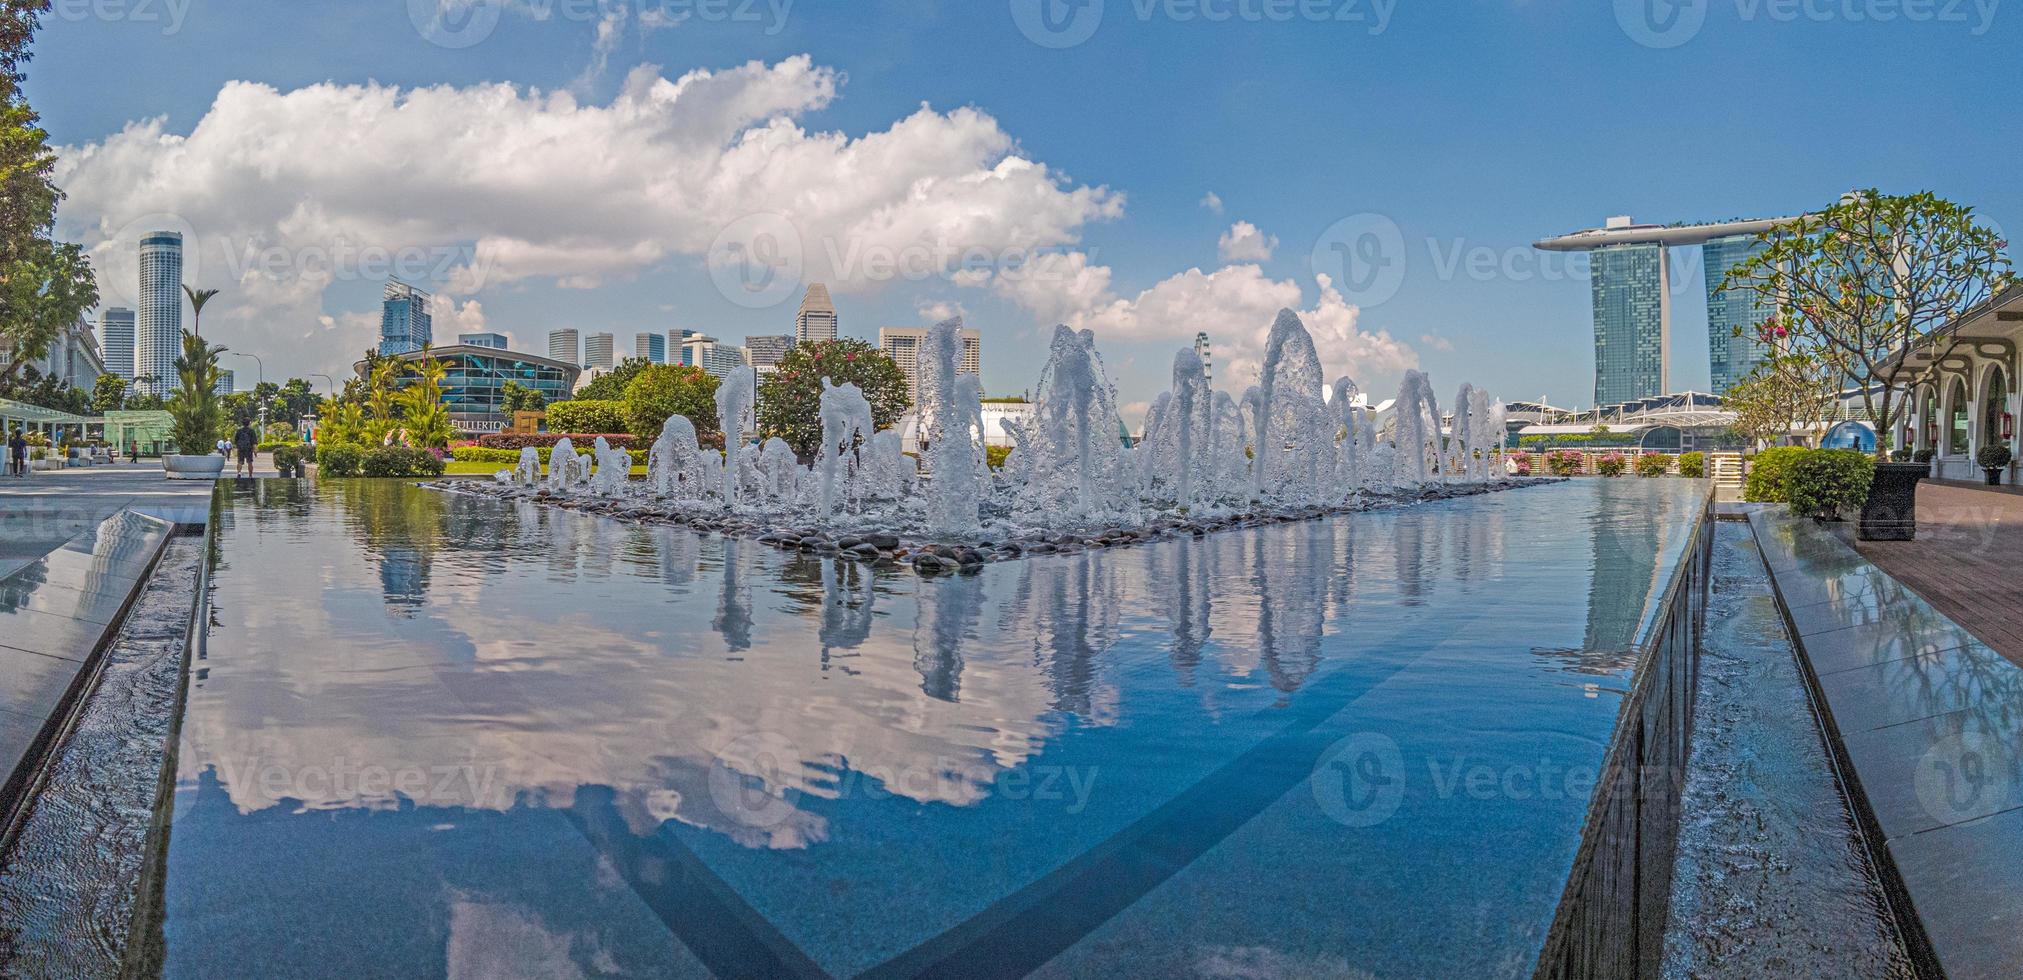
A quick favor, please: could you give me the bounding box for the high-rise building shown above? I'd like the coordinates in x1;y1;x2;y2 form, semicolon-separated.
378;280;434;356
584;332;616;371
99;307;136;381
636;332;666;364
215;369;235;395
745;334;793;372
136;231;183;396
548;328;581;365
1536;213;1802;404
680;334;748;378
1193;332;1213;387
458;332;509;349
879;325;981;401
795;284;837;344
1702;233;1774;394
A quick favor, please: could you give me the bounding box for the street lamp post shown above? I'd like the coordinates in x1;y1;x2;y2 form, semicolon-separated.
229;351;267;427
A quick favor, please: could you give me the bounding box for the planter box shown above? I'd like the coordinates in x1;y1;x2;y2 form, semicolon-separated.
163;453;227;481
1858;461;1928;541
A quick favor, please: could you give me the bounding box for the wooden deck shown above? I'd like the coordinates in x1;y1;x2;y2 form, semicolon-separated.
1854;480;2023;666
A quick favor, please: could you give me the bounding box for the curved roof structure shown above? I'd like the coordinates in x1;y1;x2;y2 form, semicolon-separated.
1534;216;1804;252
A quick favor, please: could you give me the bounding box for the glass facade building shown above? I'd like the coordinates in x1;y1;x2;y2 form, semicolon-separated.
1590;244;1666;405
362;345;581;433
1702;233;1772;394
635;332;666;364
99;307;136;381
378;281;434;356
137;232;183;396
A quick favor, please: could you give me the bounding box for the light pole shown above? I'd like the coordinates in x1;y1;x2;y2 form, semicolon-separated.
229;351;267;427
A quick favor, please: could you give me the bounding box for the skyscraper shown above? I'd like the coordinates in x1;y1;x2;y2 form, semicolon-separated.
680;334;748;378
136;231;183;396
1702;233;1774;394
744;334;793;372
1588;243;1667;405
378;280;434;356
584;332;616;371
548;328;581;365
796;284;837;344
458;332;509;349
636;332;666;364
215;369;235;395
880;325;981;401
1193;332;1213;387
99;307;136;381
1536;213;1801;405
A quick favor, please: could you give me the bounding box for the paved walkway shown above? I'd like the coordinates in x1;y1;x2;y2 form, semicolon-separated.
1855;481;2023;667
0;463;212;577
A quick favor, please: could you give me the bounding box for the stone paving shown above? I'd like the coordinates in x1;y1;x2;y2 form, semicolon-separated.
0;463;211;577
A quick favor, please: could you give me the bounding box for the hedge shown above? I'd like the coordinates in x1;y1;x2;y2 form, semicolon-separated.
545;400;630;434
1634;453;1671;477
360;447;446;478
1678;451;1706;478
1742;447;1810;503
318;445;365;477
1787;449;1874;520
476;432;639;452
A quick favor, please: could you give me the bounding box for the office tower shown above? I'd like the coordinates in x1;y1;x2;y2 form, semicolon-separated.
745;334;793;371
796;283;837;344
680;334;748;378
1193;332;1213;387
378;280;434;356
1536;213;1799;405
99;307;136;381
636;332;666;364
880;325;981;401
1702;233;1774;394
458;332;509;349
214;369;235;395
548;328;581;365
584;332;616;371
136;231;183;396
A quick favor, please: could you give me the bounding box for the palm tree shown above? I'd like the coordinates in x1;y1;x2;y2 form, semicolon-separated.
183;285;220;337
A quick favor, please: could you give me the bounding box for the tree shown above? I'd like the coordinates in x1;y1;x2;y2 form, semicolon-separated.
1725;190;2013;456
165;330;225;453
0;2;97;386
90;373;126;413
500;380;546;414
182;285;219;337
623;364;719;440
576;356;652;401
222;391;257;425
275;378;317;425
399;351;454;448
0;238;97;383
757;339;911;458
1723;353;1840;449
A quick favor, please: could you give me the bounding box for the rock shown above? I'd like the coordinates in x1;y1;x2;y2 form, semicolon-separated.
850;542;881;557
864;534;901;550
913;553;948;573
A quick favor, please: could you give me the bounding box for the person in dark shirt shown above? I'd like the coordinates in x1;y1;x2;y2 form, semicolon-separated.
233;423;259;476
6;430;25;478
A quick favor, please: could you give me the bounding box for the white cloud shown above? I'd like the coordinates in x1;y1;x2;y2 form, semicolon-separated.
914;298;968;323
1217;220;1278;262
1419;333;1455;352
55;56;1123;381
1199;191;1224;214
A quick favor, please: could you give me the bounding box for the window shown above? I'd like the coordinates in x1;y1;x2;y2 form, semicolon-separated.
1949;378;1971;455
1983;369;2008;455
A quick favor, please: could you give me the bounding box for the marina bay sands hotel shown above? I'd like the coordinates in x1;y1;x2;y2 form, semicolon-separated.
1536;214;1800;404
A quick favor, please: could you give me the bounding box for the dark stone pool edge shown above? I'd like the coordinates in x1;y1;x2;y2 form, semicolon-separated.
1747;507;2023;980
1532;490;1714;979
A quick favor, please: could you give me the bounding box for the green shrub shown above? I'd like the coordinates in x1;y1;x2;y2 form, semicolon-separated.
1786;449;1875;521
1912;448;1935;464
1634;453;1671;477
545;399;630;434
1595;452;1628;477
271;445;301;470
1678;451;1706;478
1743;446;1811;503
1978;445;2013;470
360;446;446;478
317;445;364;477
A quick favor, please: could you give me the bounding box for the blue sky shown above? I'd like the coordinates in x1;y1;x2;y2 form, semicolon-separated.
30;0;2021;411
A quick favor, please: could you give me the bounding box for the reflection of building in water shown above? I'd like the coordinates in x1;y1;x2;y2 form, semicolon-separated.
378;546;428;612
1583;485;1673;653
912;572;984;703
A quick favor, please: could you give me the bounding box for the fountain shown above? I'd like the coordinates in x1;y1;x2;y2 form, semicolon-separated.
513;446;541;485
717;366;757;511
816;378;873;522
920;318;983;536
1014;325;1130;521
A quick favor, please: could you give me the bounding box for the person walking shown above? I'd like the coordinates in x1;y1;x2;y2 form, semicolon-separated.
232;421;259;477
7;430;26;478
128;439;140;464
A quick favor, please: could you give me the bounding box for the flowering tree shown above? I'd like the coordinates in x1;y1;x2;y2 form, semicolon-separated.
1722;352;1841;449
1724;190;2012;455
757;339;910;458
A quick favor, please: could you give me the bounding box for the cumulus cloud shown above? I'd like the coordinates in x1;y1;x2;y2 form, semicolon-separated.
55;56;1123;381
1217;220;1278;262
1199;191;1224;214
1419;332;1455;352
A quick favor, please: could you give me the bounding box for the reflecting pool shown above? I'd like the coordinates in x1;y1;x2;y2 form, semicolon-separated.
162;477;1706;978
